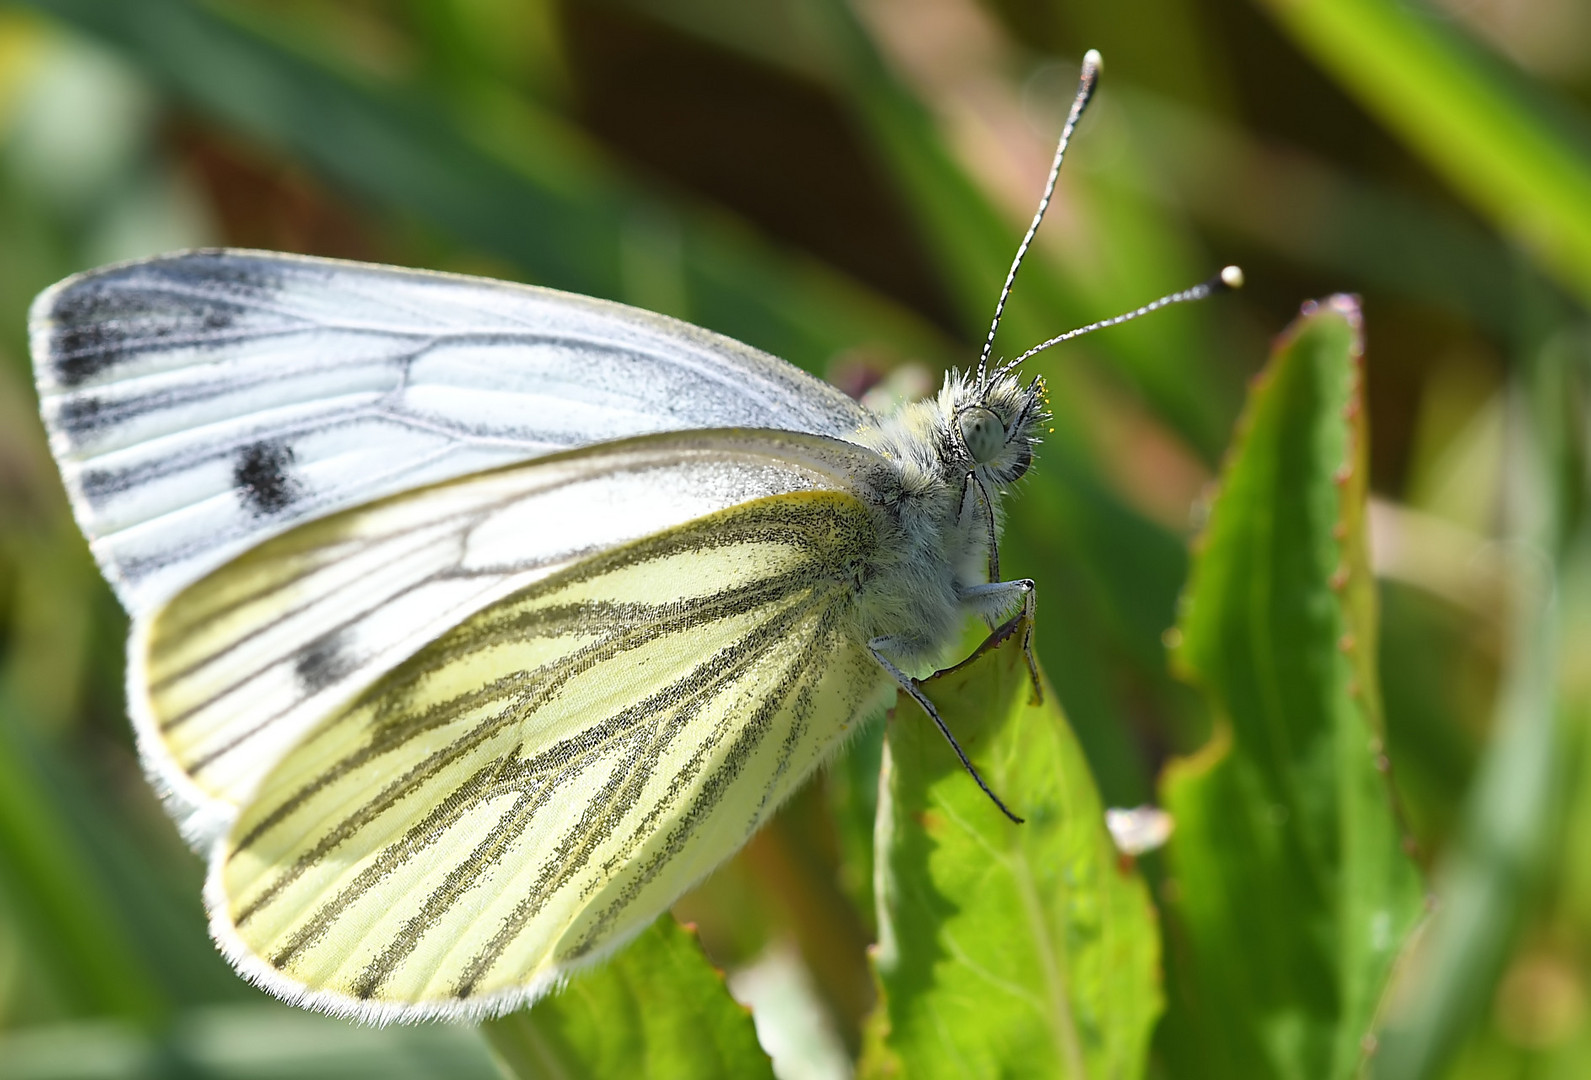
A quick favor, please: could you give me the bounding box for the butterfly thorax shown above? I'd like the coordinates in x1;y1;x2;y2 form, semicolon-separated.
847;368;1047;670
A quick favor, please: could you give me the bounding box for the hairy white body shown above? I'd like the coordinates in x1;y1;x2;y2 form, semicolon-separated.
850;374;1043;665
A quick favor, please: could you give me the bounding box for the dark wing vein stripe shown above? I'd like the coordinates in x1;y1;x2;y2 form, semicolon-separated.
263;754;530;968
156;547;473;732
47;325;317;374
450;597;838;994
351;724;631;1000
564;604;842;963
151;527;440;661
232;569;822;918
256;589;825;990
153;459;821;708
745;638;824;828
228;567;810;868
177;503;838;774
247;585;813;929
151;487;558;695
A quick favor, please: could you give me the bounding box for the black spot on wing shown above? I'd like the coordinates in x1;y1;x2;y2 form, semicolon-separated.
234;440;301;516
295;630;359;695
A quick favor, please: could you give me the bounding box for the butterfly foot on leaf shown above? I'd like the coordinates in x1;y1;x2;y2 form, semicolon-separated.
868;638;1025;825
1018;619;1042;707
939;579;1041;705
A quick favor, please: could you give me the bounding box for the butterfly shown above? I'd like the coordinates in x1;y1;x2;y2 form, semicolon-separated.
30;49;1235;1021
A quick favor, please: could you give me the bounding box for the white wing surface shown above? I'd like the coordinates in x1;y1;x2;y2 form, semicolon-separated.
31;250;869;614
209;485;895;1021
135;428;890;845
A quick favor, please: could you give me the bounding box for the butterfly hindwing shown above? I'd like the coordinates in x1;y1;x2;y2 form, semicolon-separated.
208;489;893;1020
31;250;867;614
134;429;888;843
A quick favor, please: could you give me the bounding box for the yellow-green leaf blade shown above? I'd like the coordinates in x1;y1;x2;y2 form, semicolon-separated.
1157;297;1425;1079
483;918;772;1080
863;639;1161;1079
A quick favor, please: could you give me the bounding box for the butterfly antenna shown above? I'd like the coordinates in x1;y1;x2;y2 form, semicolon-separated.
1003;265;1244;371
977;48;1103;390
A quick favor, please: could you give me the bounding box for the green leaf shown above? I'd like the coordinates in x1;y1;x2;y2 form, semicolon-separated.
862;634;1161;1079
1155;298;1425;1078
482;918;772;1080
1253;0;1591;309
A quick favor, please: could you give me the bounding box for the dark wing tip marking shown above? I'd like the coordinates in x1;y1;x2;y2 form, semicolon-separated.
46;280;234;388
40;255;291;389
235;439;302;516
159;251;293;294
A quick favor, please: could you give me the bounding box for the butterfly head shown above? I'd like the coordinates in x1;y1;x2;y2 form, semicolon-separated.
940;365;1048;487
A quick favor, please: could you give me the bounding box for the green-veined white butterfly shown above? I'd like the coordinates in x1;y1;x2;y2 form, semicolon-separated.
30;50;1236;1022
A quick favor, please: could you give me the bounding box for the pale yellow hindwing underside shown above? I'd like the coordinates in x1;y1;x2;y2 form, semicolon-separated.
207;490;892;1016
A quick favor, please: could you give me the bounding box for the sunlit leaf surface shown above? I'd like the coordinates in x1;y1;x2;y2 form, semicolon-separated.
1156;297;1425;1079
864;636;1160;1079
484;919;771;1080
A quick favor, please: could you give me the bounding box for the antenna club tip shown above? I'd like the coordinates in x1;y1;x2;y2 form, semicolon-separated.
1219;265;1245;290
1082;49;1103;77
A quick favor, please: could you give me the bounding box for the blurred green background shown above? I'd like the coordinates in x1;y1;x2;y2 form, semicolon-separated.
0;1;1587;1078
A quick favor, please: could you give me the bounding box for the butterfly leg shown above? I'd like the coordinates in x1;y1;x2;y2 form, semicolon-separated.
868;639;1024;824
944;579;1042;706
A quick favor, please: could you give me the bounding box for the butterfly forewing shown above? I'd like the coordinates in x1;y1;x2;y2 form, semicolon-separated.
135;429;885;842
210;491;893;1020
31;250;866;614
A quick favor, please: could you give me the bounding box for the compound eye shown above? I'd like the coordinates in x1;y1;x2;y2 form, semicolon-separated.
956;406;1006;465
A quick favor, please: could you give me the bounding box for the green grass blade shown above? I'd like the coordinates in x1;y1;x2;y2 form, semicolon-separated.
626;0;1238;455
1253;0;1591;309
1155;298;1425;1078
807;0;1232;460
862;636;1161;1078
1126;89;1548;341
1370;560;1558;1079
19;0;945;376
0;686;166;1025
0;1005;505;1080
482;918;772;1080
1370;334;1583;1078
